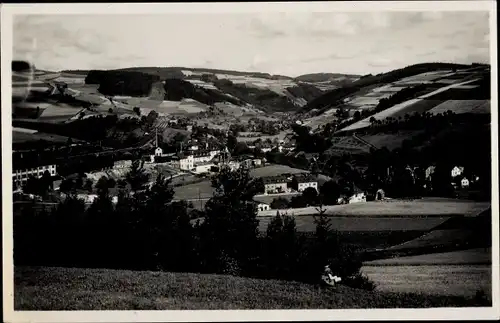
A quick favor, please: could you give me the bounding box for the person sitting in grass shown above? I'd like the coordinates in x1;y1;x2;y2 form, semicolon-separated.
321;265;342;287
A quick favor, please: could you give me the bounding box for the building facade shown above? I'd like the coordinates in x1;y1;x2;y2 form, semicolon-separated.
13;164;57;184
451;166;464;178
291;174;318;192
263;176;289;194
257;203;270;212
461;177;470;188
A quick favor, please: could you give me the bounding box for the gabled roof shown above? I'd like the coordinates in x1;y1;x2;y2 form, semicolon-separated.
293;173;317;183
262;175;289;184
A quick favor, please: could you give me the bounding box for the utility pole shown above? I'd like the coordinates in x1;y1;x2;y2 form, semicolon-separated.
198;188;202;210
155;127;158;148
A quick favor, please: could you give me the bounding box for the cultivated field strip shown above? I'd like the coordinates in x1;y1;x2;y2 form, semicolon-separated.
429;100;488;115
339;78;482;132
364;248;492;266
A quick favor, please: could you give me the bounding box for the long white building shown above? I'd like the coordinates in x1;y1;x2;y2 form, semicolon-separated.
13;164;57;184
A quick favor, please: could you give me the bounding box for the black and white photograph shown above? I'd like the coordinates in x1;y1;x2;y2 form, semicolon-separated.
2;1;499;321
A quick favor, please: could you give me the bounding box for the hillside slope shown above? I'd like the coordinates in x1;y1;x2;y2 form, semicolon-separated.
60;67;331;113
15;266;488;310
300;62;484;116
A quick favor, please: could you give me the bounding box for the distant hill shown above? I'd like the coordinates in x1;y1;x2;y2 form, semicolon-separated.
299;62;486;115
63;67;294;80
295;73;361;83
68;68;327;113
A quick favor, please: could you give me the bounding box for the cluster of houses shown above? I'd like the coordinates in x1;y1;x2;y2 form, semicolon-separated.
425;165;479;189
262;173;319;195
148;139;267;175
260;172;367;204
253;173;368;213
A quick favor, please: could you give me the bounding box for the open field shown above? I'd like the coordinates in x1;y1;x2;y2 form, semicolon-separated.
361;264;491;297
393;70;454;85
429;100;490;115
14;266;488;310
359;131;425;150
38;103;84;121
237;130;292;143
364;248;491;266
386;229;480;251
257;215;452;232
257;199;488;218
249;164;308;178
12;129;73;144
382;99;445;118
329;200;490;217
173;180;214;200
340;99;421;131
328;136;372;154
339;78;482;132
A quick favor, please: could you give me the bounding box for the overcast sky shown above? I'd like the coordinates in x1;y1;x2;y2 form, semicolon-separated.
13;11;490;77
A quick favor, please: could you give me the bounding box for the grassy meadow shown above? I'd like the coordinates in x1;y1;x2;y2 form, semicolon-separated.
14;266;490;310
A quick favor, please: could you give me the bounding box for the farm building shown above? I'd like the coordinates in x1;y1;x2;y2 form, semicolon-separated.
451;166;465;178
263;175;290;194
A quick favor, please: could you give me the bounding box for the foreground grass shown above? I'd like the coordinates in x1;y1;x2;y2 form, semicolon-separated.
15;266;490;310
361;264;492;298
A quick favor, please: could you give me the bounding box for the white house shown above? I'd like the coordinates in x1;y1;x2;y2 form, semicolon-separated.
349;192;366;204
257;203;270;212
180;155;194;170
348;187;366;204
263;176;290;194
461;177;470;188
451;166;464;178
293;174;318;192
155;147;164;157
13;164;57;184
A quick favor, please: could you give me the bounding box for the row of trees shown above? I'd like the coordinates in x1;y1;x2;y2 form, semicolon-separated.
86;70;161;97
15;162;373;289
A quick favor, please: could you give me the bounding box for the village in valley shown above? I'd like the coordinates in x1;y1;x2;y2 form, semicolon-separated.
8;8;495;313
12;104;486;215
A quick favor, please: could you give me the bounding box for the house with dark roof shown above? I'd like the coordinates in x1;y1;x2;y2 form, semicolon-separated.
262;175;290;194
291;173;318;192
